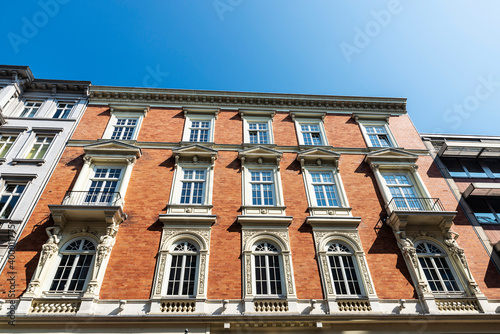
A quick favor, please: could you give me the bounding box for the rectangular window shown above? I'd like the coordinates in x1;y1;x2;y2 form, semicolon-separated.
26;135;53;159
467;197;500;224
365;126;392;147
248;123;269;144
85;168;122;204
189;121;210;142
383;174;422;210
180;169;206;204
300;124;323;145
441;157;490;178
20;101;42;117
53;102;74;119
111;118;138;140
311;172;339;207
250;170;274;205
0;184;25;218
0;134;17;158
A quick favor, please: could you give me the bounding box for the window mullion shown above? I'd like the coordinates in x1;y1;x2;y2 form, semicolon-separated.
63;254;79;292
179;254;187;296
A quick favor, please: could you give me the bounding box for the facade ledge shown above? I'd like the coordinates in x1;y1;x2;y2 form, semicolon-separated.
11;158;45;166
464;182;500;198
240;205;287;216
179;141;215;149
166;204;213;215
306;215;361;228
237;215;292;227
307;206;353;218
159;213;216;225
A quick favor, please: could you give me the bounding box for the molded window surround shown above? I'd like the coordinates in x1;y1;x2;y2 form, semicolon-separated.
181;108;218;144
354;114;397;149
102;105;149;141
240;111;275;145
291;111;328;147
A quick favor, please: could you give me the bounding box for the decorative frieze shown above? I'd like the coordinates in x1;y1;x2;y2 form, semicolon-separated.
30;300;81;314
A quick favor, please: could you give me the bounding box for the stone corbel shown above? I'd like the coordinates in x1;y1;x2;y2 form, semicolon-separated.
276;157;281;171
174;155;179;169
395;231;430;296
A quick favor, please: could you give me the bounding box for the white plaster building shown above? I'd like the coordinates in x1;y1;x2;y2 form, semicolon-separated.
0;65;90;269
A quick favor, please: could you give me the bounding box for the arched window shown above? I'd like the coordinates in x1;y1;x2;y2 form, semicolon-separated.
49;238;96;293
253;241;283;296
326;242;363;296
416;242;461;293
166;241;199;297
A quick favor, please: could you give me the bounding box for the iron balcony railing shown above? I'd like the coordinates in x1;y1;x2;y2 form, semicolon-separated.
61;191;122;206
387;197;445;212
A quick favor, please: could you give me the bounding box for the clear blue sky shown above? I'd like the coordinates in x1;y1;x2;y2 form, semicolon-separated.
2;0;500;136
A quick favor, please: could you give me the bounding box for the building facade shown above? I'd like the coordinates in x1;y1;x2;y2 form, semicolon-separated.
421;134;500;271
0;66;90;271
0;84;499;333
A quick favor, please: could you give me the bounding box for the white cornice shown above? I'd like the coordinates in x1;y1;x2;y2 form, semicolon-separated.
89;86;407;116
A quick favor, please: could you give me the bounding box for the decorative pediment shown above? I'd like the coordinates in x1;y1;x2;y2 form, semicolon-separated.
297;148;341;170
238;146;283;166
364;148;418;168
172;144;218;167
83;140;142;162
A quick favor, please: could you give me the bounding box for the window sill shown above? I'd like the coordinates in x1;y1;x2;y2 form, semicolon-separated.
166;204;213;215
308;206;353;217
241;205;287;216
298;144;333;151
11;158;45;166
242;143;277;149
0;158;6;165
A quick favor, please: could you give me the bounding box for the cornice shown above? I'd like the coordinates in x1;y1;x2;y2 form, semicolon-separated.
89;86;407;116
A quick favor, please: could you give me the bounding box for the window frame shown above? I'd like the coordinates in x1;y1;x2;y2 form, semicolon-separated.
325;241;365;297
242;115;274;145
414;241;464;295
170;164;214;207
251;241;285;298
242;165;284;208
358;119;397;148
52;101;76;119
303;167;348;208
466;197;500;225
0;182;26;219
441;157;500;179
182;114;215;143
83;166;124;205
179;168;207;205
163;240;200;298
0;133;19;159
295;120;328;146
19;100;43;118
102;110;145;141
47;238;96;295
25;134;54;160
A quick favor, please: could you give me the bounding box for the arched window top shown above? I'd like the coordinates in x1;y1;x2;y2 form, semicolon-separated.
171;240;198;253
416;242;444;256
254;241;280;254
327;242;353;254
62;239;96;252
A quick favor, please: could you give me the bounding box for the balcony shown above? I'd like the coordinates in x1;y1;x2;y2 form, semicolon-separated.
49;191;126;225
385;197;456;231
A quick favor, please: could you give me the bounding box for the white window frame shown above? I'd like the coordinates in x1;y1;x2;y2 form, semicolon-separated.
242;116;274;145
179;168;207;205
103;111;145;141
52;101;76;119
358;120;397;148
294;119;328;146
182;114;215;143
83;166;124;205
242;165;284;208
0;182;26;219
325;241;365;297
163;240;200;298
0;133;19;159
24;134;55;160
303;167;348;208
46;238;96;295
19;101;43;118
251;241;285;298
415;241;464;295
170;164;214;207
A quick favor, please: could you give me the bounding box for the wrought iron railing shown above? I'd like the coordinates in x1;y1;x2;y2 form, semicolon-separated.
61;191;122;206
387;197;445;212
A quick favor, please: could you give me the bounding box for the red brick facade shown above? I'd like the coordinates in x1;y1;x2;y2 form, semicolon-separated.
2;103;500;304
